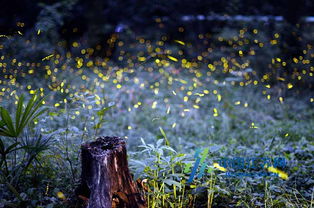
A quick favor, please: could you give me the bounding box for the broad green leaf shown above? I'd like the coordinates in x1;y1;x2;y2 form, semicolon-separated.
29;96;46;117
0;93;46;138
15;94;24;130
130;159;146;167
97;105;115;117
18;92;37;133
0;129;15;137
20;107;47;131
93;119;107;129
32;108;48;119
17;92;46;134
163;179;182;187
159;127;170;146
0;107;16;137
207;167;214;173
0;120;5;128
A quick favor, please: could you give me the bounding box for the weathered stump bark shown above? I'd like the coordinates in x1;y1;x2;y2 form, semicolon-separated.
77;136;146;208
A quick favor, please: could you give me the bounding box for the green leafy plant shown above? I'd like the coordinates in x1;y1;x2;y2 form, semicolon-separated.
0;92;49;207
0;92;47;138
93;104;115;136
130;138;200;208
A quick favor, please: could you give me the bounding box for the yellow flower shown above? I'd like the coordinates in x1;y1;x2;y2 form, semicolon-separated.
267;166;289;180
213;163;227;172
57;192;66;200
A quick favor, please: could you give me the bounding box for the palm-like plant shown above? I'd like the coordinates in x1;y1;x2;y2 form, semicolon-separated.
0;92;48;205
0;91;47;138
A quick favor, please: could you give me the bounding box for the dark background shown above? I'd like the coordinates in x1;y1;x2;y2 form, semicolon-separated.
1;0;314;88
1;0;313;35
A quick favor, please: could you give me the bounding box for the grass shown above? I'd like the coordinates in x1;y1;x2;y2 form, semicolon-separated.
0;25;313;207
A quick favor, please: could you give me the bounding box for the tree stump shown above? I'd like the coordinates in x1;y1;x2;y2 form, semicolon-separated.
77;136;146;208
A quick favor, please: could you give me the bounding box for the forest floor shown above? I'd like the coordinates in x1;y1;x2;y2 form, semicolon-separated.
0;27;313;207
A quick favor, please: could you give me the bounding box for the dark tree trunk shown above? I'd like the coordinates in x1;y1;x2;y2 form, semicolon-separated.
77;136;146;208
